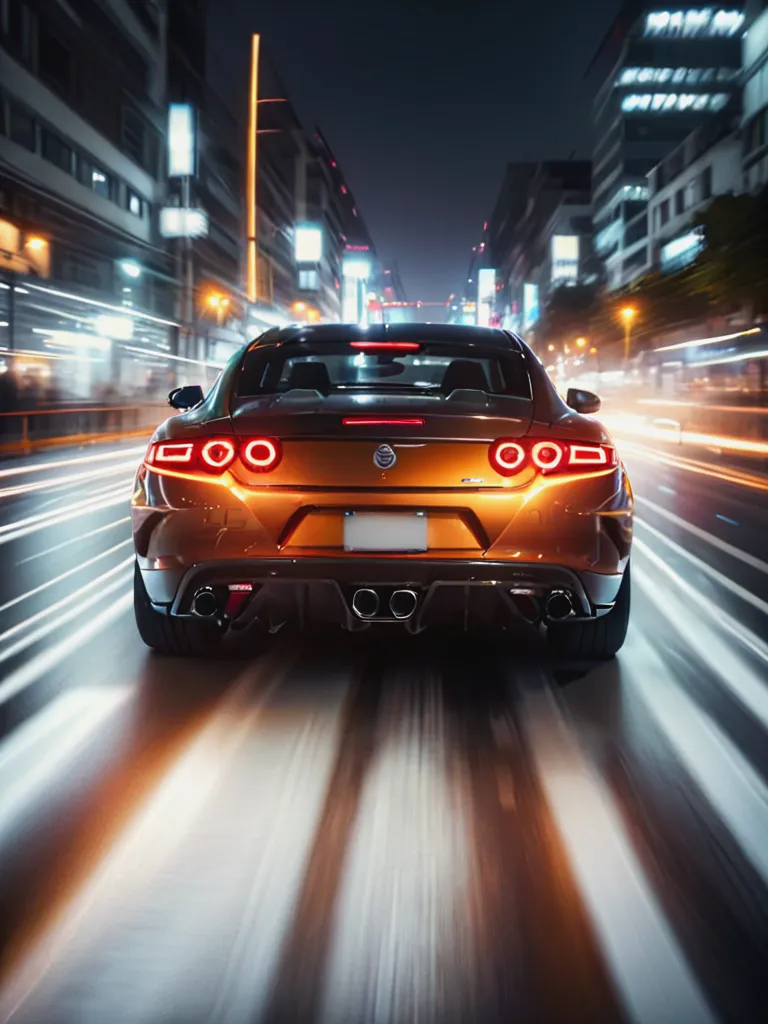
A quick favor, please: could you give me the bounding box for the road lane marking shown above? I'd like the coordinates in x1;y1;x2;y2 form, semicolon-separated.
0;541;133;615
633;564;768;732
635;520;768;618
16;517;132;564
519;683;716;1024
0;446;146;480
0;589;133;709
622;632;768;886
635;495;768;576
0;688;131;836
0;650;299;1021
634;538;768;665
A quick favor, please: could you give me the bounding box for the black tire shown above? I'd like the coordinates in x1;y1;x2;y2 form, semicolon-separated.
547;563;631;660
133;561;225;657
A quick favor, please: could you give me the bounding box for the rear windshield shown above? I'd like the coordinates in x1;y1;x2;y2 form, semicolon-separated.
235;342;531;399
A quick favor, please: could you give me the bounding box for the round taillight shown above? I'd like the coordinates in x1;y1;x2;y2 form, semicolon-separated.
490;439;526;476
201;439;236;470
531;440;564;471
242;438;281;471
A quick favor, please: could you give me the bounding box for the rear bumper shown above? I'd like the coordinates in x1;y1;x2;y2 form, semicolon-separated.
140;557;625;633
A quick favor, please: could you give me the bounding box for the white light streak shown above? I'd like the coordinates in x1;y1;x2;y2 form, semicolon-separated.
0;488;130;545
17;517;132;564
0;461;141;499
654;327;760;353
0;448;146;481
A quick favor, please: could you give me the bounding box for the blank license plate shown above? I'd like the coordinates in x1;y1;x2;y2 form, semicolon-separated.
343;513;427;552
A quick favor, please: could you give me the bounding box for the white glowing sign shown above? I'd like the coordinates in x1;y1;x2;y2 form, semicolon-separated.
159;207;208;238
295;225;323;263
167;104;196;177
617;67;737;87
477;268;496;327
644;10;744;38
551;235;579;285
621;92;730;113
523;283;539;329
343;256;371;280
93;315;134;341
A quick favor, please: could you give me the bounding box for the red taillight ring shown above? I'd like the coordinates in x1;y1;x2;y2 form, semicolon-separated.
201;439;236;469
532;441;564;471
490;439;526;475
243;438;279;469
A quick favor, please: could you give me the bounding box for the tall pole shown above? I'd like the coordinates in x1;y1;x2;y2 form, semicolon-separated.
623;319;631;364
247;33;261;303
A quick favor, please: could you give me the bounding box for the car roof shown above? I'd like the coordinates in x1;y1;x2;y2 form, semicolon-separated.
247;322;524;352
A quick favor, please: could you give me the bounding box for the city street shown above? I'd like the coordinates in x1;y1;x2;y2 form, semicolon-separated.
1;437;768;1023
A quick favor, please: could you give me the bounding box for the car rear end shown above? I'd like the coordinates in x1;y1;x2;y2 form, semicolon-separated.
131;324;632;655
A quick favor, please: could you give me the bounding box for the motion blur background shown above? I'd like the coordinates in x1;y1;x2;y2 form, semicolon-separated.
2;2;768;1023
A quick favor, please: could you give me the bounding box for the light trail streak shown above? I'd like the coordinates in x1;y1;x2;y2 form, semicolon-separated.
636;519;768;617
0;461;140;499
0;687;131;834
0;559;134;666
0;591;134;709
633;563;768;731
620;440;768;493
0;540;133;614
0;488;129;545
520;681;716;1024
0;651;296;1018
603;416;768;457
0;446;146;480
17;517;132;564
635;496;768;576
634;537;768;664
623;632;768;886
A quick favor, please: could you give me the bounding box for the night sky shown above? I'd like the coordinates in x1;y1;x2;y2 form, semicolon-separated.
209;0;621;303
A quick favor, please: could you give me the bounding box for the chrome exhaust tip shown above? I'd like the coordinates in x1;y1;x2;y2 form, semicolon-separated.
545;590;574;621
191;587;219;617
351;588;380;619
389;589;418;620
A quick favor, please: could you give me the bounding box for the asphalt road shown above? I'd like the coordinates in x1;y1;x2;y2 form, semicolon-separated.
1;436;768;1023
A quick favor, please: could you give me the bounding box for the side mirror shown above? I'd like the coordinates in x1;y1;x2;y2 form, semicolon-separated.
566;388;601;414
168;384;204;410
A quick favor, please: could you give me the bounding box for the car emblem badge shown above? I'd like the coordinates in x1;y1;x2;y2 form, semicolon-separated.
374;444;396;470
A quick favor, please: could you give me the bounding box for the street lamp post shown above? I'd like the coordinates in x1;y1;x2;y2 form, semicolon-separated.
621;306;636;364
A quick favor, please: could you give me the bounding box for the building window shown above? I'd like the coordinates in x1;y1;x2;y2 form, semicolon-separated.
42;129;72;173
8;101;35;151
675;188;684;215
122;106;147;168
77;156;113;200
37;25;73;96
298;269;319;291
660;199;670;226
701;165;713;200
127;191;143;217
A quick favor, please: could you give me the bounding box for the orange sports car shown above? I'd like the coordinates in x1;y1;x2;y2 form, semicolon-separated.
131;323;633;658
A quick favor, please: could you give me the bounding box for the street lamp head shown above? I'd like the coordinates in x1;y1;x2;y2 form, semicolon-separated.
621;306;636;322
547;343;555;352
25;236;48;251
207;293;222;308
575;337;587;348
590;346;598;354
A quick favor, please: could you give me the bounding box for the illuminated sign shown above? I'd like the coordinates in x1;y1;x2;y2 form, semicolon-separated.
551;235;579;285
523;283;539;329
477;268;496;327
159;208;208;238
644;10;744;38
621;92;730;113
295;224;323;263
617;67;737;87
167;104;196;177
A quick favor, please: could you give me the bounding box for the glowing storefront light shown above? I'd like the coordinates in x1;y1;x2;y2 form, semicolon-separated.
551;235;579;285
644;10;744;38
660;229;705;272
523;283;539;330
477;268;496;327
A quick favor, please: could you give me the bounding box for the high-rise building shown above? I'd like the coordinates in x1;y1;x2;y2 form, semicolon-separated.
588;3;745;290
743;0;768;190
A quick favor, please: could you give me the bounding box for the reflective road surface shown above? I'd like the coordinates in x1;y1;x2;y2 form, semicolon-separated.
1;438;768;1024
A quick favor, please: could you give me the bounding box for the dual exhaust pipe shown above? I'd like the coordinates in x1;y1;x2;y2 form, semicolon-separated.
351;588;418;621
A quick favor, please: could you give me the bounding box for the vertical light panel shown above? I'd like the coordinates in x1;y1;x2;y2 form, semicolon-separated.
247;34;261;302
